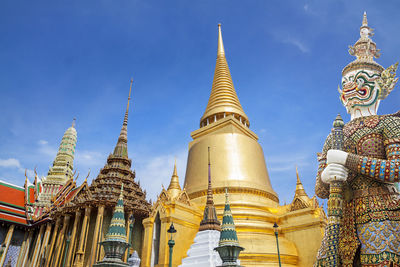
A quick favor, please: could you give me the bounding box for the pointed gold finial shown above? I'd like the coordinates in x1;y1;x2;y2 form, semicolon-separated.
167;160;181;198
173;158;178;177
296;165;301;184
362;11;368;26
200;25;249;128
294;167;307;197
217;23;225;57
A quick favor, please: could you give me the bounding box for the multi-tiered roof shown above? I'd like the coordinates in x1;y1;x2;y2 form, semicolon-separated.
89;80;151;217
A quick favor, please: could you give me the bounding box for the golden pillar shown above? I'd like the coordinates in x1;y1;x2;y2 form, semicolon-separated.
89;205;104;267
53;215;70;267
73;206;91;267
20;230;33;267
141;218;154;267
37;223;52;265
0;224;15;266
45;217;61;267
31;224;45;267
124;211;133;261
65;209;82;267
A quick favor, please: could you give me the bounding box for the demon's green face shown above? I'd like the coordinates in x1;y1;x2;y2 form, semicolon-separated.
339;70;380;112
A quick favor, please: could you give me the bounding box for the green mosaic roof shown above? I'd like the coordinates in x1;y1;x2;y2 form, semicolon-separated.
219;189;239;247
105;185;127;242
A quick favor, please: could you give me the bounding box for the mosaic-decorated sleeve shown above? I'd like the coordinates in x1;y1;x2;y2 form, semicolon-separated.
315;134;332;199
345;116;400;183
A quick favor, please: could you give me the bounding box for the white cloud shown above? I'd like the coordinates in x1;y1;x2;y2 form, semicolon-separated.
283;37;309;53
0;158;21;168
75;150;105;166
38;140;48;145
0;158;35;179
304;4;309;11
266;153;310;172
134;149;188;202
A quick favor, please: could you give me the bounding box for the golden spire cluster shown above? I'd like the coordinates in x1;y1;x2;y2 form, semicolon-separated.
200;24;249;128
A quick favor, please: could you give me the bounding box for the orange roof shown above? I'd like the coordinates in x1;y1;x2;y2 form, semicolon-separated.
0;181;25;208
0;180;28;225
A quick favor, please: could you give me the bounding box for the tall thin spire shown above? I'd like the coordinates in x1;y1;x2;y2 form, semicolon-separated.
113;79;133;157
200;24;249;128
199;147;221;231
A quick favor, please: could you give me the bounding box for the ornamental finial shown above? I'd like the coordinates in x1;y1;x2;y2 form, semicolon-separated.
72;118;76;128
217;23;225;56
362;11;368;27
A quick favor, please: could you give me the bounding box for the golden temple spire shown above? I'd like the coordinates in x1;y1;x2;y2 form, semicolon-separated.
200;24;249;128
114;79;133;157
167;159;181;197
294;166;307;198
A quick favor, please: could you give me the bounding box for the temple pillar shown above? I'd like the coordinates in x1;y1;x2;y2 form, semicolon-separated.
141;218;154;267
89;205;104;267
65;209;82;267
45;217;61;267
0;224;15;266
20;230;34;267
37;223;52;266
124;211;134;261
31;224;45;267
73;206;91;267
53;215;70;267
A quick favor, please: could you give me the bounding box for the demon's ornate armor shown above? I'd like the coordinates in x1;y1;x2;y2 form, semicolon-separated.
316;113;400;266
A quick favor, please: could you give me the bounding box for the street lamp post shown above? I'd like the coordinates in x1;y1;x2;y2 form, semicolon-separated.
167;223;177;267
273;223;282;267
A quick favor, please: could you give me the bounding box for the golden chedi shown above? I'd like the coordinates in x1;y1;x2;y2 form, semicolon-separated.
184;24;299;266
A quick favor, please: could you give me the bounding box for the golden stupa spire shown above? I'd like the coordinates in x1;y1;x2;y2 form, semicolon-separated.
200;24;249;128
114;79;133;157
168;159;181;190
294;166;307;197
167;159;181;199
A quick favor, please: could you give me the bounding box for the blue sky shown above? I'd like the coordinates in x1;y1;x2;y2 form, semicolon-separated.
1;0;400;205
